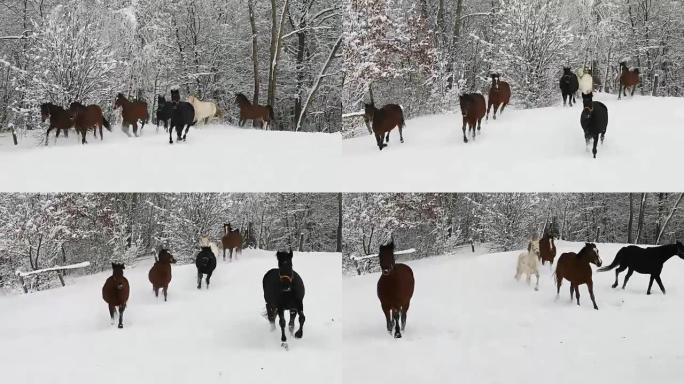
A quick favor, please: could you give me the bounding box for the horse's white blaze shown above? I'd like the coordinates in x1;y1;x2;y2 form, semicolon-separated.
579;74;593;95
187;96;218;124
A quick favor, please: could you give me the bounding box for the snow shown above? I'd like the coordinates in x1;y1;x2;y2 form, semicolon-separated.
16;261;91;277
342;94;684;192
0;249;341;384
344;241;684;384
0;124;340;192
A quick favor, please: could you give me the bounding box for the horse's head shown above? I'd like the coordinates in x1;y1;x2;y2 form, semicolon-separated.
111;262;125;276
187;95;196;103
459;95;472;117
675;241;684;259
581;92;594;111
563;67;572;74
234;93;248;106
157;95;166;106
158;249;177;264
490;73;500;89
276;249;294;285
581;243;602;267
378;240;395;276
171;89;180;102
40;103;51;122
114;93;125;109
528;240;541;257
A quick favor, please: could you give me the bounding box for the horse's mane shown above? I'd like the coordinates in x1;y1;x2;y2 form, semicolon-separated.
577;243;595;259
235;93;250;106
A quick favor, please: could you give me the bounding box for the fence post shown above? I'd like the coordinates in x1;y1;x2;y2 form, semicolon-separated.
18;275;28;294
56;269;65;287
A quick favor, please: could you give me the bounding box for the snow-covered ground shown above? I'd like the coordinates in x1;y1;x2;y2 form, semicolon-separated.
342;95;684;192
344;241;684;384
0;249;341;384
0;124;340;192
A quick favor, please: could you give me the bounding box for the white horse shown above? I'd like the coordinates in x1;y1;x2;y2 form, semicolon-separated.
187;96;218;125
578;69;593;95
199;236;220;258
515;240;541;291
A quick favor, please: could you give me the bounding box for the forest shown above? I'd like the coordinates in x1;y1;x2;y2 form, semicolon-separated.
342;193;684;273
0;193;342;292
0;0;342;139
343;0;684;135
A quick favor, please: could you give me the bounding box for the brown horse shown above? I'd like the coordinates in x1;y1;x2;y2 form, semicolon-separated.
221;223;242;262
102;262;130;328
234;93;275;130
69;102;112;144
40;103;73;145
459;93;486;143
364;102;405;151
377;240;415;338
487;74;511;120
538;232;557;266
114;93;149;137
148;249;177;301
555;243;602;310
618;61;640;100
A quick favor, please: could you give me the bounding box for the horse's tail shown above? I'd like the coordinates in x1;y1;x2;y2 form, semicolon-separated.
398;105;406;129
634;68;640;75
267;105;275;121
102;117;112;131
597;249;624;272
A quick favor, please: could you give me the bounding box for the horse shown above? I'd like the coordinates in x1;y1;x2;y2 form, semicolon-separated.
578;69;593;95
102;262;130;328
234;93;275;130
554;243;602;310
262;250;305;349
486;74;511;120
459;93;486;143
538;232;557;266
187;95;218;124
515;240;540;291
40;103;73;145
618;61;640;100
221;223;242;262
156;96;171;131
148;249;177;301
160;101;195;144
377;240;414;338
171;89;180;103
195;243;217;289
114;93;149;137
580;92;608;159
69;102;112;144
598;241;684;295
363;102;405;151
559;67;579;106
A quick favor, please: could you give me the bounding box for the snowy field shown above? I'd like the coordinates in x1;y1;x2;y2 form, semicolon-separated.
344;241;684;384
0;249;341;384
342;95;684;192
0;124;340;192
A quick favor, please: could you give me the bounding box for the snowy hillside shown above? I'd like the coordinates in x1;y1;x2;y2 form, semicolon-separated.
342;95;684;192
0;249;341;384
344;241;684;384
0;125;340;192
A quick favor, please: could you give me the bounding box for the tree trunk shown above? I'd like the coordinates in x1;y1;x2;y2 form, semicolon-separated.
635;193;647;244
655;193;684;244
627;193;634;243
336;193;342;252
248;0;260;104
446;0;464;90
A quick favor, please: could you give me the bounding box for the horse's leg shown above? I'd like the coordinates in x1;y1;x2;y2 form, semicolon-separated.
133;121;139;137
621;268;634;289
534;271;540;291
647;275;655;295
278;308;287;344
385;131;390;143
229;248;233;262
118;304;125;328
382;304;392;333
574;284;581;306
630;85;636;97
266;304;276;331
398;124;404;143
288;310;296;333
197;271;202;289
205;271;212;289
471;122;476;141
81;128;87;145
153;286;159;298
45;126;53;146
163;285;168;302
168;124;174;144
486;100;492;120
99;123;103;140
587;281;598;310
613;265;627;288
108;304;116;325
477;117;483;133
294;306;305;339
375;133;384;151
462;118;468;143
392;309;401;338
555;274;562;300
655;275;666;294
618;84;623;99
592;134;599;158
563;93;567;106
223;247;226;261
493;103;500;120
400;302;409;331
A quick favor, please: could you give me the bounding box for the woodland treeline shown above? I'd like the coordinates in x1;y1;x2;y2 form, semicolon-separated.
342;193;684;273
0;0;342;138
0;193;342;292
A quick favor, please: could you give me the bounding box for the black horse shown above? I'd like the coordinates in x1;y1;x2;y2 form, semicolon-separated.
156;96;171;130
580;92;608;158
171;89;181;103
195;245;217;289
598;242;684;295
262;250;305;350
161;101;196;144
559;67;579;107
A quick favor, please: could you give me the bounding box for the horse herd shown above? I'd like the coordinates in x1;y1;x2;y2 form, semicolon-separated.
39;90;275;146
101;223;305;349
364;61;641;159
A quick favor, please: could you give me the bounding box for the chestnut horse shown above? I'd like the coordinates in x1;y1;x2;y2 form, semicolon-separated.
538;232;557;266
459;93;486;143
234;93;274;130
102;262;130;328
262;250;305;349
114;93;149;137
487;74;511;120
555;243;602;310
221;223;242;262
40;103;73;145
148;249;177;301
618;61;640;100
69;102;112;144
377;240;414;338
364;102;405;151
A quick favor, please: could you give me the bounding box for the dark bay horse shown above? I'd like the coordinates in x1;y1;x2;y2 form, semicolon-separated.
364;102;405;151
148;249;177;301
539;232;557;266
102;262;130;328
234;93;274;130
580;92;608;159
555;243;602;310
156;96;171;131
69;102;111;144
263;250;305;349
171;89;180;103
598;242;684;295
487;74;511;120
221;223;242;262
559;67;579;106
195;245;217;289
377;241;414;338
40;103;73;145
114;93;149;137
618;61;640;100
459;93;486;143
160;101;195;144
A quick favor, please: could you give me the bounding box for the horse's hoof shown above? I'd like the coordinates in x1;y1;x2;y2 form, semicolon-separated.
118;324;123;329
394;332;402;339
647;291;651;295
612;283;617;288
295;330;303;339
169;141;173;144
